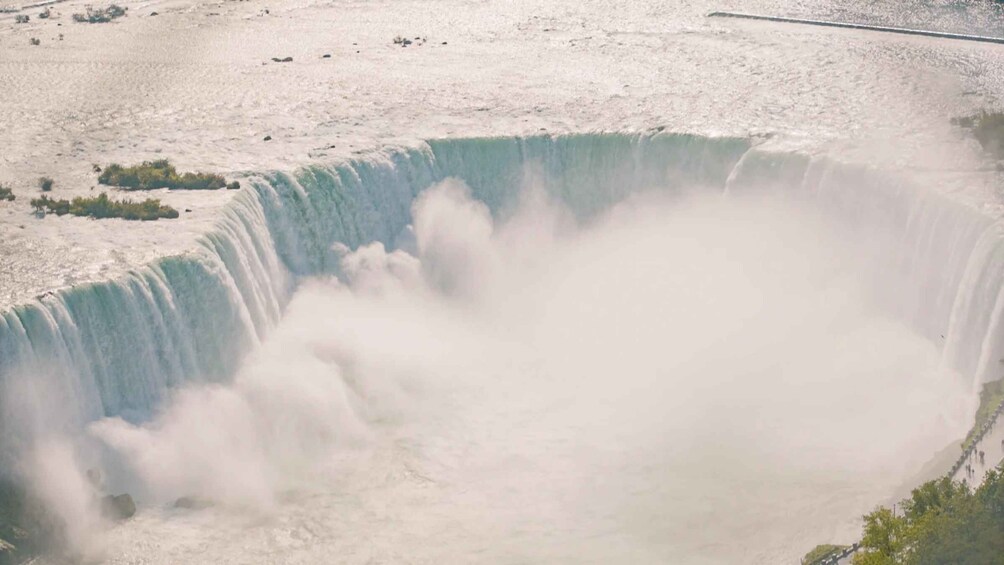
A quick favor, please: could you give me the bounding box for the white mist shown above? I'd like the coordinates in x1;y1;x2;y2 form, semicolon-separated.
46;179;971;564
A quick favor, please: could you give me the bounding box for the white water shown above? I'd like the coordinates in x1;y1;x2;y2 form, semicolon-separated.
1;134;1002;562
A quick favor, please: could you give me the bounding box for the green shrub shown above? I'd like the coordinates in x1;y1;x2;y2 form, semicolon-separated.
98;160;228;190
0;185;13;202
72;4;127;23
31;193;178;220
802;544;848;565
37;177;53;192
30;195;66;215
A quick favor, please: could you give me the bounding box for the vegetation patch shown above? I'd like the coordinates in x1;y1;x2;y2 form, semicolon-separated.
0;185;13;202
37;177;53;192
953;111;1004;159
98;160;230;191
72;4;127;23
812;378;1004;564
802;544;849;565
961;378;1004;452
853;471;1004;564
30;193;179;221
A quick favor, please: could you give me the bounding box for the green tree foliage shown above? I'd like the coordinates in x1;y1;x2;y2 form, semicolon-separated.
854;472;1004;564
30;193;179;221
98;160;227;190
0;185;13;202
857;508;907;563
803;544;849;565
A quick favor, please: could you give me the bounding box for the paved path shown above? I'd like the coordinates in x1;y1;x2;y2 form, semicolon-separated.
951;405;1004;486
830;402;1004;565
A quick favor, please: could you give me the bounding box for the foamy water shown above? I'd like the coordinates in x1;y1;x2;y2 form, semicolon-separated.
1;131;1000;563
3;1;1004;563
81;182;970;564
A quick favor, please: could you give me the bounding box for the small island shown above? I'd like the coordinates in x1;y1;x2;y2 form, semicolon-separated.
30;194;179;221
98;160;238;191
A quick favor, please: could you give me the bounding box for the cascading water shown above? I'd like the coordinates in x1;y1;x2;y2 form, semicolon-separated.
4;132;1004;453
0;133;757;448
1;132;1003;563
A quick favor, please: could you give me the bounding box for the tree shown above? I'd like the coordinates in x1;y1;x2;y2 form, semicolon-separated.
855;468;1004;565
854;508;907;563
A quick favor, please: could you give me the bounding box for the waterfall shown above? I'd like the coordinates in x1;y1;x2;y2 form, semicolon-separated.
1;132;1003;474
726;150;1001;383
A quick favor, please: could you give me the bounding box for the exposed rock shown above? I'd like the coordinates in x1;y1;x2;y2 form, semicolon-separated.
173;496;212;510
86;468;102;489
73;4;128;24
0;484;41;565
0;523;27;557
0;536;17;565
100;494;136;521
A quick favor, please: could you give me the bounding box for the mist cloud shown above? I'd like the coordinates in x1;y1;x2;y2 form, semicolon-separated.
36;177;974;562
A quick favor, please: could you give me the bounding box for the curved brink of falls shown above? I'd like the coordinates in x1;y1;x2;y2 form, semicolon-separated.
0;132;1001;472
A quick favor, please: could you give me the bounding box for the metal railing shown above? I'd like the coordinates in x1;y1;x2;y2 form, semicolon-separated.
708;12;1004;46
812;542;860;565
807;400;1004;565
948;400;1004;480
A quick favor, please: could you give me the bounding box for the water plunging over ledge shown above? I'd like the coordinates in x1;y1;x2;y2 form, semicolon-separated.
0;133;1001;563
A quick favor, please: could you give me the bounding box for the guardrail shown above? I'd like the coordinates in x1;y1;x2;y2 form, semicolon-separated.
707;12;1004;46
812;542;860;565
21;0;68;10
807;399;1004;565
948;400;1004;480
